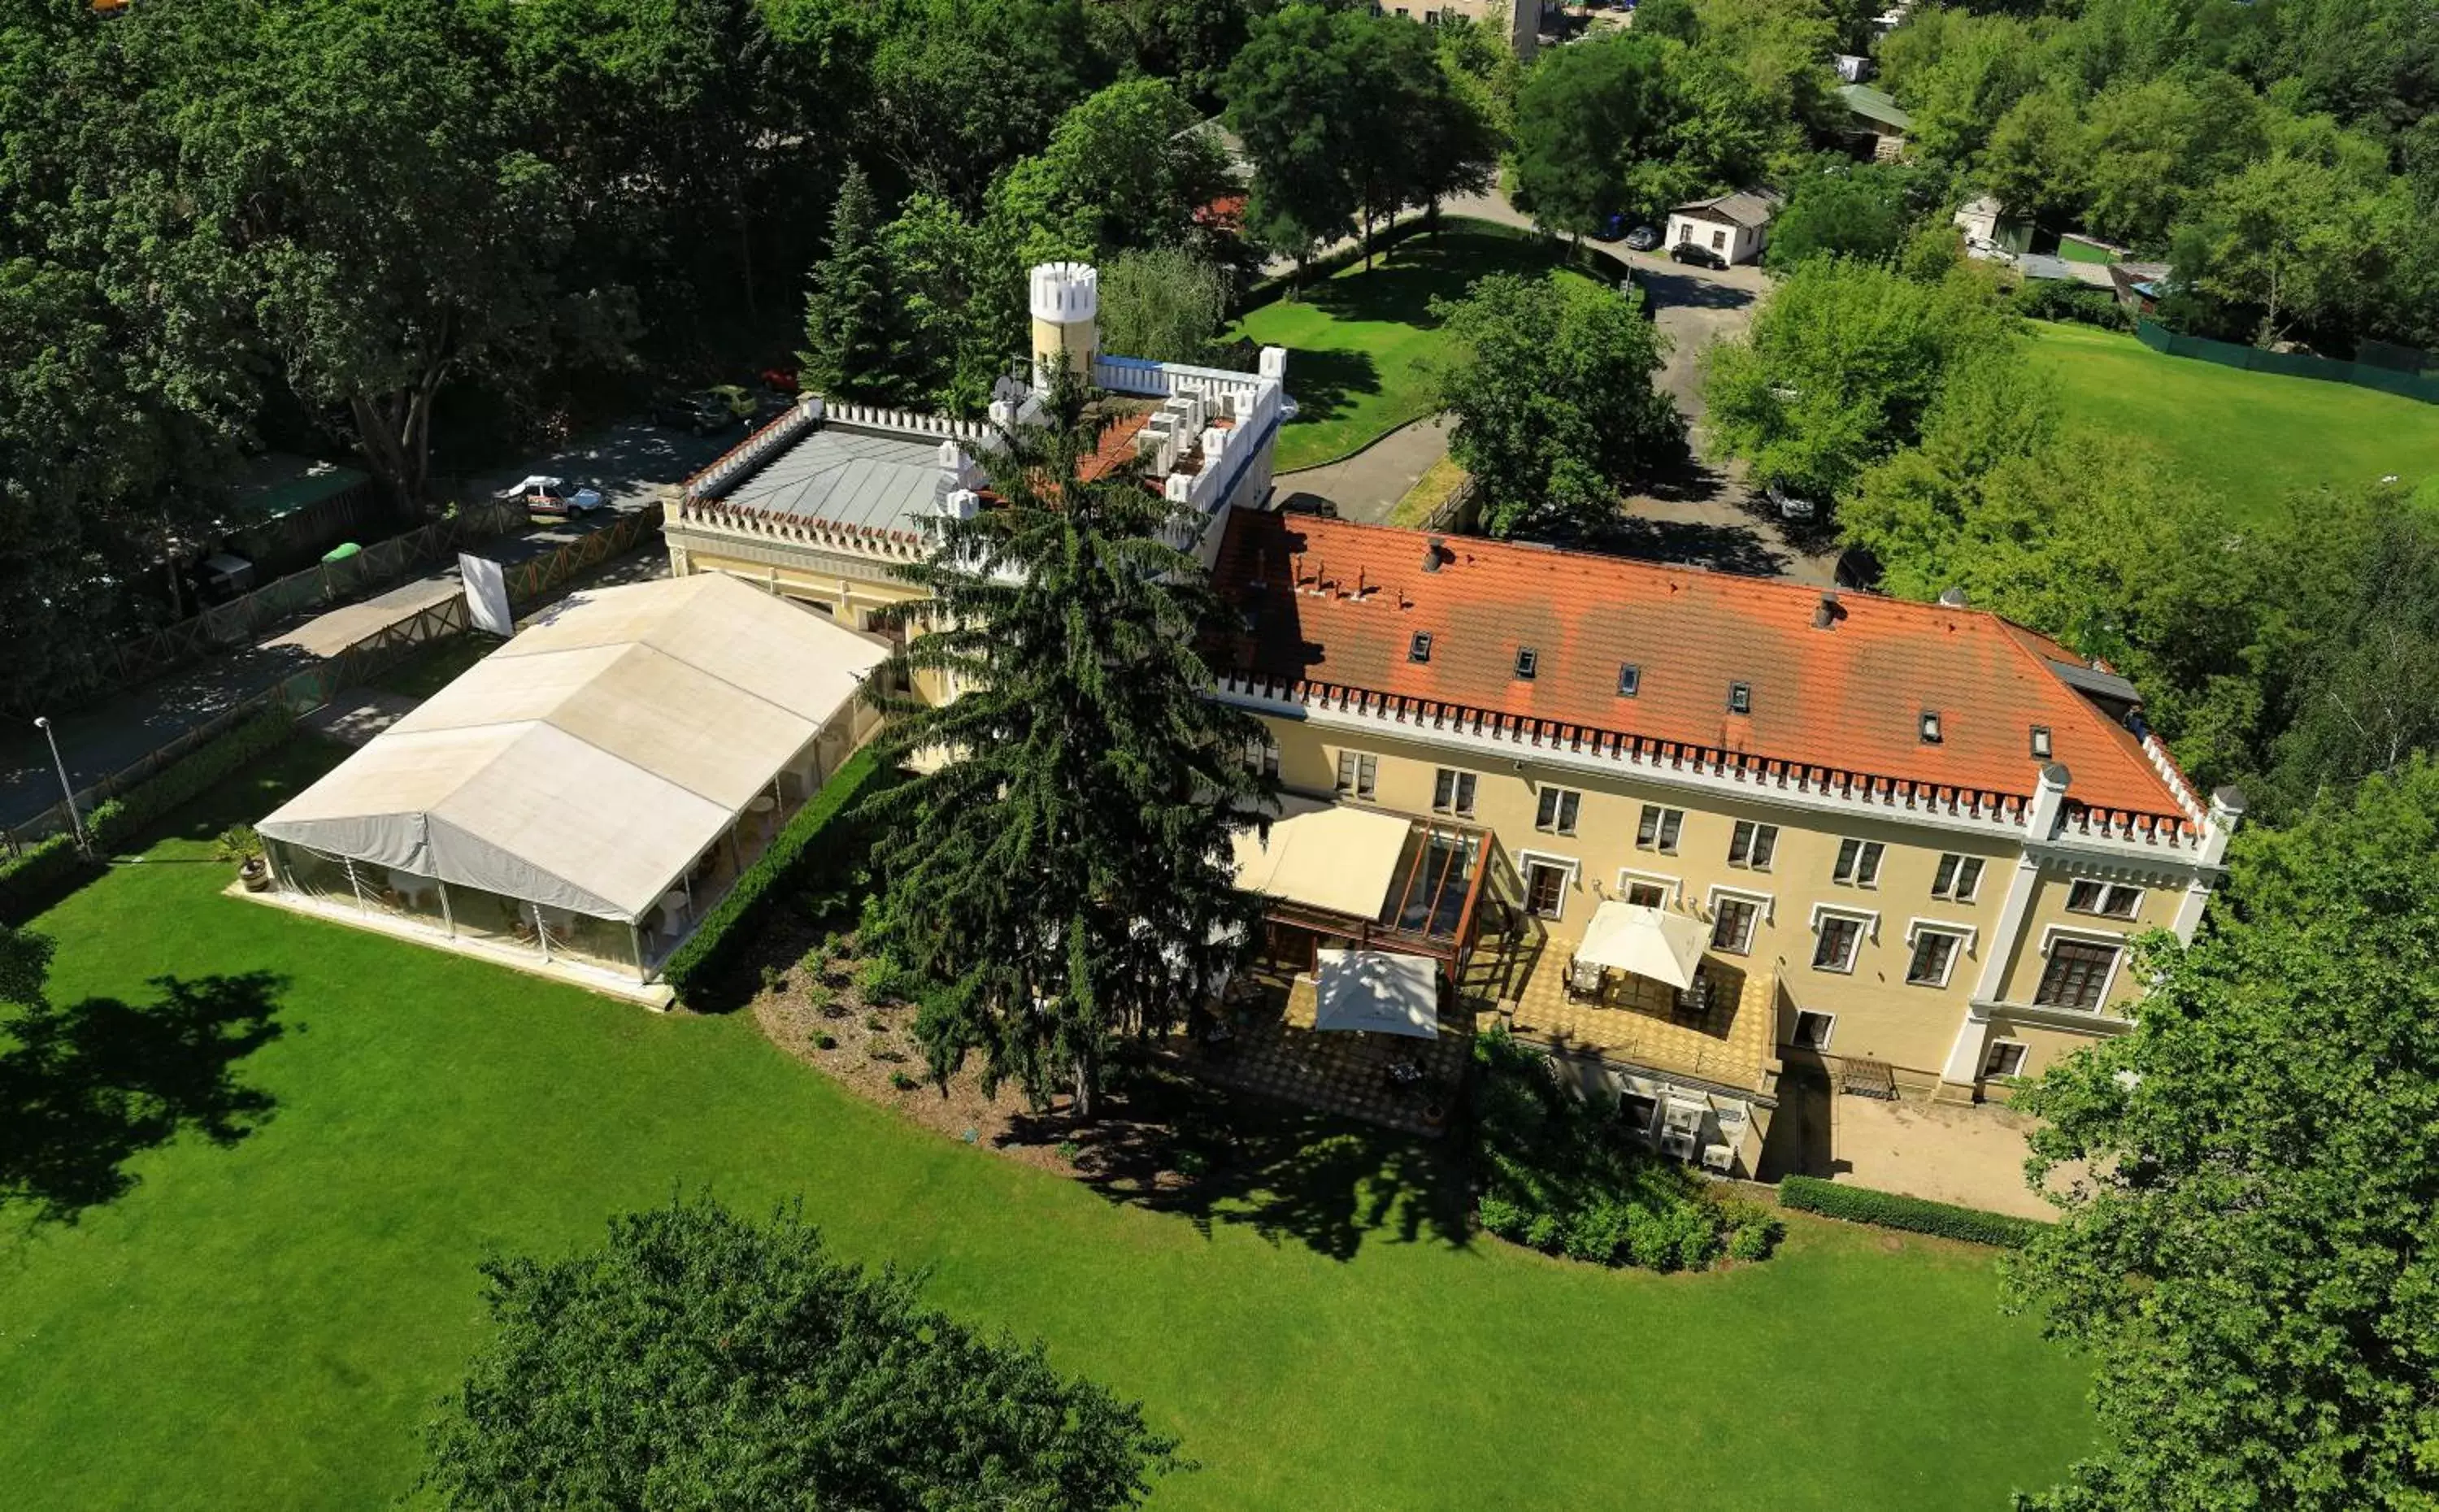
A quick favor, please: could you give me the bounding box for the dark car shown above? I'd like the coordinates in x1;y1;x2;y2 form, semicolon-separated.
1624;224;1661;252
1669;241;1729;271
1593;213;1628;241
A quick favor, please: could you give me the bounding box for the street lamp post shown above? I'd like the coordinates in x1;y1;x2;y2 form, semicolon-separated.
33;716;89;856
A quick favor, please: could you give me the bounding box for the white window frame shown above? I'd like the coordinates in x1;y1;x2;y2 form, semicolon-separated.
1727;819;1778;871
1517;849;1580;922
1336;749;1377;801
1614;867;1682;909
1932;852;1985;902
1833;836;1885;888
1980;1038;2030;1080
1535;784;1581;836
2065;878;2146;921
1635;803;1684;854
1432;767;1476;818
1806;902;1878;975
1790;1010;1837;1052
1901;919;1976;988
2034;924;2129;1009
1706;884;1772;954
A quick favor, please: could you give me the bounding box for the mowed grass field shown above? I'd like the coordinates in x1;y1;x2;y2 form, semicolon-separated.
0;741;2093;1510
1233;219;1601;471
2028;321;2439;522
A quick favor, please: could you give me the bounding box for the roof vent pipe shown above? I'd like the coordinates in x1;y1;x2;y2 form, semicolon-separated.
1812;590;1842;629
1937;586;1968;608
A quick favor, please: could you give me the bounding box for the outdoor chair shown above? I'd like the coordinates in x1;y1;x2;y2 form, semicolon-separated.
1565;956;1605;1003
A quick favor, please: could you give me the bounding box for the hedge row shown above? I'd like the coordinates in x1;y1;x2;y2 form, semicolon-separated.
0;705;297;923
662;747;888;1003
1778;1174;2045;1249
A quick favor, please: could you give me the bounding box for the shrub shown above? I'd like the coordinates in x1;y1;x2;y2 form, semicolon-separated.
1779;1174;2042;1249
1056;1140;1082;1164
811;1032;837;1050
661;749;890;1005
888;1071;918;1092
1172;1148;1210;1180
863;1011;886;1033
0;836;93;925
214;825;263;864
1476;1194;1528;1240
759;962;788;994
1471;1027;1743;1271
2012;280;2134;332
1728;1220;1781;1262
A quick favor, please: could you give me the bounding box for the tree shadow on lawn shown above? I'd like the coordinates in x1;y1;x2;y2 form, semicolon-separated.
1303;231;1575;329
1004;1063;1473;1262
0;971;289;1226
1277;348;1380;431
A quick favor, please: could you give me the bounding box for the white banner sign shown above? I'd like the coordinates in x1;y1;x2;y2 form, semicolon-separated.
459;552;514;637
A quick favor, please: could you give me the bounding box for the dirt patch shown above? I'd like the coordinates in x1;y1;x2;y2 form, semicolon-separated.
744;927;1212;1195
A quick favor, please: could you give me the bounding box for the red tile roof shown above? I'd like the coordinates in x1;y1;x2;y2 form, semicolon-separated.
1211;511;2198;832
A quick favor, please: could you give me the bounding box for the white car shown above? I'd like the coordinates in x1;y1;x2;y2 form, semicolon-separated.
1766;484;1818;521
498;475;606;517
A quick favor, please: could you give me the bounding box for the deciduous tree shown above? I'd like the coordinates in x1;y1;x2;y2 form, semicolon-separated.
1511;34;1671;239
1430;272;1682;538
420;1195;1180;1510
2006;762;2439;1511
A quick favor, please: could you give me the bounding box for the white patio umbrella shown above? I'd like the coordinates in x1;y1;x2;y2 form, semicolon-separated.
1311;949;1439;1040
1573;902;1707;990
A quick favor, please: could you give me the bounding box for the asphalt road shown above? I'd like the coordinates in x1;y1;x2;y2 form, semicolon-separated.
1;419;728;836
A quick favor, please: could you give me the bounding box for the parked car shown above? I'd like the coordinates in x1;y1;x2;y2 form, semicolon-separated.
1670;241;1728;270
498;475;606;517
653;385;757;433
1765;484;1818;522
1624;224;1661;251
1593;213;1628;241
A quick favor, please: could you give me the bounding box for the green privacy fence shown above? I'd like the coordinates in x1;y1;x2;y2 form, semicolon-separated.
2135;319;2439;404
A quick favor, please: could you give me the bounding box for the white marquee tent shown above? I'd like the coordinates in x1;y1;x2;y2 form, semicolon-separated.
258;574;887;971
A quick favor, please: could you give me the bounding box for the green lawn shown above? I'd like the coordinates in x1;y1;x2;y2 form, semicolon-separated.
2029;321;2439;523
0;741;2093;1510
1234;220;1601;471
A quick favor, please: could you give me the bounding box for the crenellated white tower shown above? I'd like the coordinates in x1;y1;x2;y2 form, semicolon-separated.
1028;261;1099;389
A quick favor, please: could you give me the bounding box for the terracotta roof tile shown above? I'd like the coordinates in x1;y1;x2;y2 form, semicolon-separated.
1211;511;2196;830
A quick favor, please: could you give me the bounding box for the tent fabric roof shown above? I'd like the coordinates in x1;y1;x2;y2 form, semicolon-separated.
1574;902;1707;990
1312;949;1439;1039
1839;84;1912;130
260;575;888;923
1231;799;1411;921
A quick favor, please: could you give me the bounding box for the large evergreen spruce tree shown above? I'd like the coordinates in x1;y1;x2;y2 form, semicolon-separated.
798;164;904;402
859;379;1273;1115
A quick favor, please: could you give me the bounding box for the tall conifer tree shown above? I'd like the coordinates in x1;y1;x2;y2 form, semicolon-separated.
799;164;904;402
859;379;1273;1115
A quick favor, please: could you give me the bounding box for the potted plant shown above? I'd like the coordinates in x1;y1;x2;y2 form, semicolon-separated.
217;825;271;891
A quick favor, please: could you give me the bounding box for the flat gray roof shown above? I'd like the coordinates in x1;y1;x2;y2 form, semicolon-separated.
719;424;948;536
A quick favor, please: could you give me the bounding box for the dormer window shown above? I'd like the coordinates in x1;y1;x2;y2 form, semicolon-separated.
1409;631;1433;663
1617;663;1641;697
1919;710;1943;744
2030;724;2053;759
1515;647;1538;680
1728;681;1751;715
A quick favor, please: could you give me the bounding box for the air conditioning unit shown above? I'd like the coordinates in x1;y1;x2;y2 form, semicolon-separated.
1660;1100;1706;1162
1701;1143;1735;1175
1660;1127;1700;1162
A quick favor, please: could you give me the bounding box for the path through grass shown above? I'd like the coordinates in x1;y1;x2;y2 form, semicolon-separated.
1235;221;1601;471
2029;321;2439;523
0;741;2093;1510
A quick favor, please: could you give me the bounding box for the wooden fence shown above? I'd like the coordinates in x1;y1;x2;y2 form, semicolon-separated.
11;498;528;719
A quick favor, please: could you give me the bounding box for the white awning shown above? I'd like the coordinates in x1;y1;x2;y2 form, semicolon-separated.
1231;797;1410;921
1312;949;1439;1039
259;575;888;922
1575;902;1707;989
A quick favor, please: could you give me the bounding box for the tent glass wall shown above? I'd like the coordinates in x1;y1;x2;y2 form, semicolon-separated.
270;840;359;910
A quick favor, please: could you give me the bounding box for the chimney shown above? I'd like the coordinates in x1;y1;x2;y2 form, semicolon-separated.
1812;590;1843;629
2199;785;2247;866
1028;262;1099;389
2026;761;2071;840
1937;586;1968;608
1423;537;1446;573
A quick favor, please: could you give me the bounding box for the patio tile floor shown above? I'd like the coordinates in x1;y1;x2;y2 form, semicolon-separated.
1506;954;1777;1093
1176;974;1475;1136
